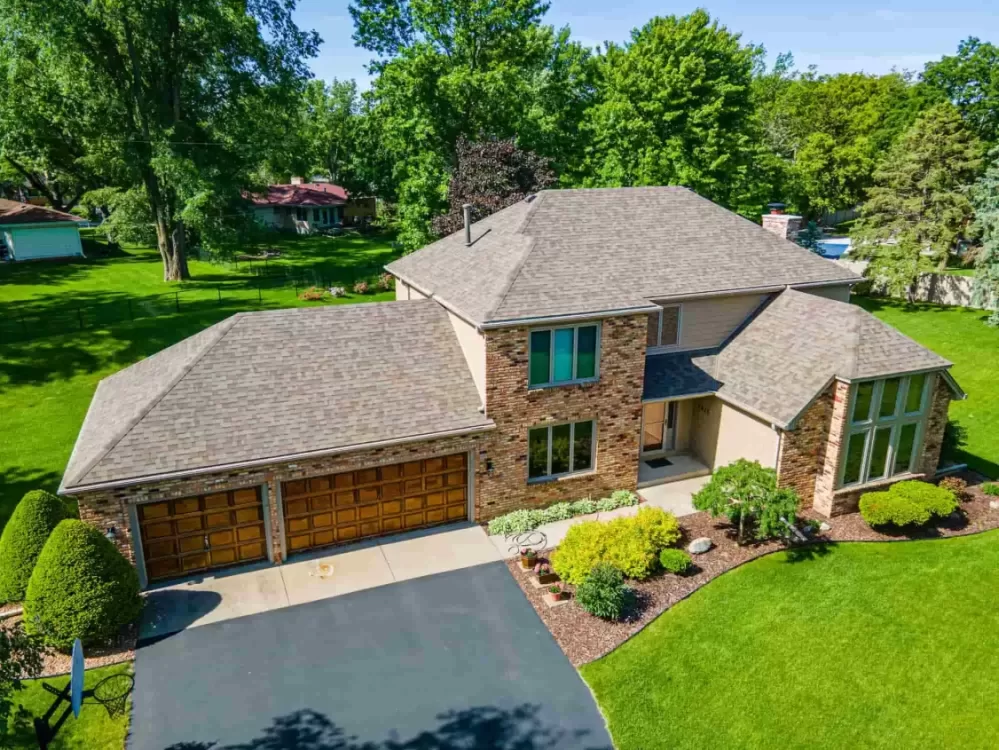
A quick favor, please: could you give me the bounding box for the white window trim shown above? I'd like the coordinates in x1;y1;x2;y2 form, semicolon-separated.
527;419;597;483
646;303;683;353
528;323;602;389
838;374;931;488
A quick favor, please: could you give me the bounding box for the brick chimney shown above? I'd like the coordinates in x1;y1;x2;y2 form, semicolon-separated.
290;176;304;185
761;202;802;242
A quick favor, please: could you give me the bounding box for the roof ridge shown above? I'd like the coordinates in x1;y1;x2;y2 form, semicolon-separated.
481;194;546;322
69;314;244;488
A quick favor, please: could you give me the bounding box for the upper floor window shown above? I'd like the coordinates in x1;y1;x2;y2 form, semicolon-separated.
647;304;681;349
528;323;600;388
840;373;930;487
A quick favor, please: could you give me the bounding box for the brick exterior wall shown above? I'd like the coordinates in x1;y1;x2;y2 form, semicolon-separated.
477;315;647;520
75;433;488;573
778;375;953;517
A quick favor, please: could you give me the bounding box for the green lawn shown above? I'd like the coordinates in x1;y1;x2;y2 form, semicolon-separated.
0;231;399;529
583;531;999;750
855;296;999;478
7;663;132;749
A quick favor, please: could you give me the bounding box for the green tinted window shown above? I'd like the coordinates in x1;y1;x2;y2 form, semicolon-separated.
879;378;901;419
852;382;875;423
843;432;867;485
894;423;918;475
868;427;892;481
528;427;548;479
529;330;551;386
552;329;575;382
572;421;594;472
576;326;597;379
905;374;926;413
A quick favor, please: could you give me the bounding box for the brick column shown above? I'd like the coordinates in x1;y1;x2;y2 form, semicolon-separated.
776;384;834;509
918;374;951;476
812;380;851;517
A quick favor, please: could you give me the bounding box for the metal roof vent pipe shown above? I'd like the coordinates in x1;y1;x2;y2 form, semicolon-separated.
463;203;472;246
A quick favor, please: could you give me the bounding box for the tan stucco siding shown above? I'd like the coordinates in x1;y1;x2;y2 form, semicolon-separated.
447;311;486;405
672;399;694;453
395;280;429;301
660;293;768;351
691;396;779;470
801;284;852;303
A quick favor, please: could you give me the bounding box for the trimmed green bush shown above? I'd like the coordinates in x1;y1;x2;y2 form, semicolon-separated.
659;548;693;574
0;490;67;604
982;482;999;497
24;520;143;650
859;481;958;528
576;563;629;620
486;490;639;536
551;507;681;584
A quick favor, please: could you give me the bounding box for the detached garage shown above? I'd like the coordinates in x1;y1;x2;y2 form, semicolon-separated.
61;300;493;587
0;199;85;261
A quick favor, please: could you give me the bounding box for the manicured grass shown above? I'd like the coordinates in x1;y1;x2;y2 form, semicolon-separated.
0;232;399;529
7;662;132;749
855;296;999;478
583;531;999;750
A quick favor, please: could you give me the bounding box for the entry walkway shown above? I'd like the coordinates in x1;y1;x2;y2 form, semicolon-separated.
140;522;500;640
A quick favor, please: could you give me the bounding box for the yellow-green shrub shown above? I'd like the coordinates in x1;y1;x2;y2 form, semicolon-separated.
551;507;681;584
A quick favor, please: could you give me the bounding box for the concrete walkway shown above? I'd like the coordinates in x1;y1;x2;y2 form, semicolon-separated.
140;522;501;640
488;475;711;558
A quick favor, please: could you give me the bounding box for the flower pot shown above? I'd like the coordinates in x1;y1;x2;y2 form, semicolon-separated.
537;572;560;585
519;554;537;570
543;591;568;606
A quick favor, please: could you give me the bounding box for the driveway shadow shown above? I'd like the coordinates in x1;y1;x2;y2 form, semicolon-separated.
139;589;224;645
160;705;612;750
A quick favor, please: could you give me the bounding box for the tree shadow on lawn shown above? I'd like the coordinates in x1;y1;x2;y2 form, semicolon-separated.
161;704;610;750
782;542;839;564
853;295;995;322
0;465;67;529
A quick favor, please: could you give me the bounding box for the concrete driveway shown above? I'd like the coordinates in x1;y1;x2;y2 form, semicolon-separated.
131;561;612;750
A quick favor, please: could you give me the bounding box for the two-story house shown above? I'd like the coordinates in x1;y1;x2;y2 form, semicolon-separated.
63;187;964;587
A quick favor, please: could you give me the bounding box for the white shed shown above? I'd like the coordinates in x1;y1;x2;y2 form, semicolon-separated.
0;199;85;261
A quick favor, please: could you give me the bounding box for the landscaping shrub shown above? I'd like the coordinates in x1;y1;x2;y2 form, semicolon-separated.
982;482;999;497
575;563;629;620
352;280;370;294
298;286;325;301
569;498;597;515
24;520;143;650
938;476;969;502
0;490;67;604
659;548;693;575
376;272;395;291
486;490;638;536
859;481;958;528
551;508;681;584
543;502;574;522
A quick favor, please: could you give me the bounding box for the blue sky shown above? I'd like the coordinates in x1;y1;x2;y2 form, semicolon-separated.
293;0;997;86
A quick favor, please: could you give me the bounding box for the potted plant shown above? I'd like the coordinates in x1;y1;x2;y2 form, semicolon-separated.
534;562;559;585
544;583;568;605
519;547;537;570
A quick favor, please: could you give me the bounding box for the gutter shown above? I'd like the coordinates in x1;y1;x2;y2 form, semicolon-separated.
60;422;496;495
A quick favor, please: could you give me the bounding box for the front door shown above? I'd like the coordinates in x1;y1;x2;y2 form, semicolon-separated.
642;401;677;454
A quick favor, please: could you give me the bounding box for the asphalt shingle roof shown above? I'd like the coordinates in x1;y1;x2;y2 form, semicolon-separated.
62;300;493;491
0;199;85;225
644;289;955;427
387;187;861;325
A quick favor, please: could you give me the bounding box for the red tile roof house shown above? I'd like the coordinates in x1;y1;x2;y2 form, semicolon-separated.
62;187;964;588
0;199;86;261
247;177;375;234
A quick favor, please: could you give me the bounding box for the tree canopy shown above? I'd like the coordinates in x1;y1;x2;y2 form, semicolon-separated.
971;151;999;325
922;38;999;146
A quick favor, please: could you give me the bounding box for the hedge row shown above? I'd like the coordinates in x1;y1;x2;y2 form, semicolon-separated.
487;490;639;536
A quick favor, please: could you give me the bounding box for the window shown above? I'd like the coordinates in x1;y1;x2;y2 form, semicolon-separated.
840;374;931;487
313;207;321;222
647;304;681;349
528;324;599;387
528;420;595;481
295;207;307;221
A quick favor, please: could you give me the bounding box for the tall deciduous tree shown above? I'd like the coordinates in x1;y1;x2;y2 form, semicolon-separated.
571;10;765;217
0;0;319;280
922;38;999;145
430;137;554;237
971;151;999;325
351;0;594;249
854;104;983;299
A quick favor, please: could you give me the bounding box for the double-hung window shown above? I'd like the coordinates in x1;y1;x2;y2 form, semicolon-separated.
840;373;931;487
528;420;595;481
528;323;600;387
647;304;681;349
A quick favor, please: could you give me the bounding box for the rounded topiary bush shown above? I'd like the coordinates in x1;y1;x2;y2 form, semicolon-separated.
659;548;693;575
859;481;958;528
0;490;67;604
576;563;629;620
24;519;143;650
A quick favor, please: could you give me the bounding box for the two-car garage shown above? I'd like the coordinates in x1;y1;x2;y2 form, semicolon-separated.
133;452;472;584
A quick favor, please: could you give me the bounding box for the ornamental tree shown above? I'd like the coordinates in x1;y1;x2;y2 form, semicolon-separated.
0;490;67;604
692;459;801;544
971;151;999;325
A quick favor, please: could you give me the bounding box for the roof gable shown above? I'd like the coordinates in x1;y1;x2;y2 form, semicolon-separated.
248;183;348;206
0;199;85;225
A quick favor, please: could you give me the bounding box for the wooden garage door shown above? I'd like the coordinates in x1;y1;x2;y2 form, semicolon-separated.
282;453;468;554
138;487;267;582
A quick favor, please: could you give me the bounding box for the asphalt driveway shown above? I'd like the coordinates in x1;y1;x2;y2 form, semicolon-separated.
130;561;612;750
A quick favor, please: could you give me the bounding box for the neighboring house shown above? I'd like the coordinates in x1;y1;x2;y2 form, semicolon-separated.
62;187;963;587
247;177;376;234
0;199;85;261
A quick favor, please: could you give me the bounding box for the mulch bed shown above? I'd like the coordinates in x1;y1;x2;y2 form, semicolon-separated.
508;471;999;667
1;616;136;678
